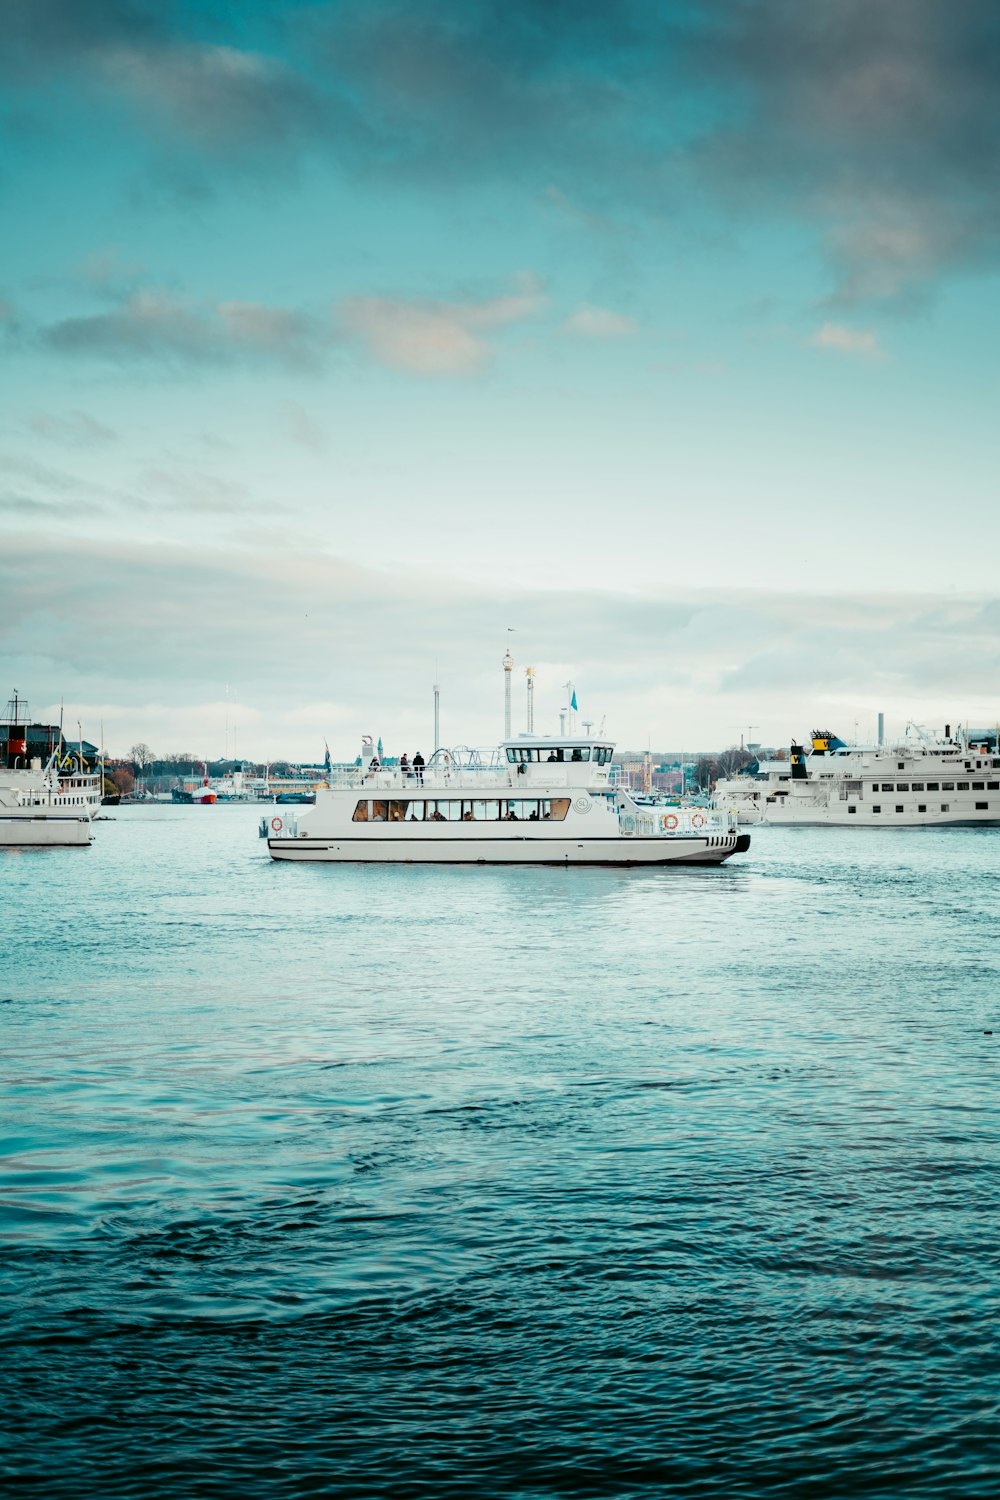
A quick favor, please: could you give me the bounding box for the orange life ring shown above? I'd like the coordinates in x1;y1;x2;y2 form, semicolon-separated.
691;812;706;829
663;813;679;831
271;816;283;833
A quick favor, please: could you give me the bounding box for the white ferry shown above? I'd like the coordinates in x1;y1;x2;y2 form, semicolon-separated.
265;737;751;865
714;726;1000;827
1;694;101;848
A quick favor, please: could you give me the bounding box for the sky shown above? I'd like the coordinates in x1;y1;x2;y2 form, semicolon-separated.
2;0;999;759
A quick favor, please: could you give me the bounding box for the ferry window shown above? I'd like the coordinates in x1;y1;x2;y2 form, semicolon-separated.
941;804;950;813
570;747;590;762
847;806;856;814
352;800;369;821
548;798;571;821
372;800;389;821
989;782;999;791
408;802;425;821
898;762;904;770
506;748;517;763
972;782;985;790
976;802;988;810
911;783;924;792
895;805;904;813
926;782;940;791
872;805;881;813
881;783;894;792
918;804;927;813
957;781;969;790
941;782;954;791
544;748;565;762
897;783;909;791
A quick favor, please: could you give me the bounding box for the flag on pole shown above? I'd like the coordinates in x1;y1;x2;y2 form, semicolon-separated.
324;740;332;775
570;689;578;711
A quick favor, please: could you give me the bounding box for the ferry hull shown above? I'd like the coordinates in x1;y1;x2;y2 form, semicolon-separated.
0;815;93;847
267;833;749;866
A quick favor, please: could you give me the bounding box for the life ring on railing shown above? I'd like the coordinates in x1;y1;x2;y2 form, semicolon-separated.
662;813;679;831
691;813;706;829
271;816;284;833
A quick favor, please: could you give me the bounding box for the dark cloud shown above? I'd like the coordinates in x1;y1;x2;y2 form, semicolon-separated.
4;1;1000;302
42;290;329;370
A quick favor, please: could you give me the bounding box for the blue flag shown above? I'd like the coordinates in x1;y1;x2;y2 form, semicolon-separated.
324;741;331;774
570;689;578;711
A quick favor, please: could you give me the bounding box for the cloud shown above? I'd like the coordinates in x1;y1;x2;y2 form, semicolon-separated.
42;290;327;370
27;410;117;447
564;305;637;339
338;275;546;375
809;322;882;357
1;532;998;757
5;1;1000;305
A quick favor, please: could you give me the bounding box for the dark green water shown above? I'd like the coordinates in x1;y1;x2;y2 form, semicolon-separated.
3;807;999;1497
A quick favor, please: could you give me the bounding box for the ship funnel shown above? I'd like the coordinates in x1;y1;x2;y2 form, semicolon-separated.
790;742;807;780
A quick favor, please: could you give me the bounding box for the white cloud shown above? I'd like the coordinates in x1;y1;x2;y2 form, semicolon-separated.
810;322;882;357
564;305;637;338
338;275;546;376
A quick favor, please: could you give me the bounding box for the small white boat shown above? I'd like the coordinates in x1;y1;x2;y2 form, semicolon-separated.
264;736;750;866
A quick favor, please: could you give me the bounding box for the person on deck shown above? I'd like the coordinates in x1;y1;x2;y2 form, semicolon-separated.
413;751;425;784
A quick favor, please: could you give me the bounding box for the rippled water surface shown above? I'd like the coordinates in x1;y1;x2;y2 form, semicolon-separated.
3;806;1000;1497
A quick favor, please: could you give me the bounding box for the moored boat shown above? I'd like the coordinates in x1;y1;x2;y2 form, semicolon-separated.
0;693;101;848
714;725;1000;826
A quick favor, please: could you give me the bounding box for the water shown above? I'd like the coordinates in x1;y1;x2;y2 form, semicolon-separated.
3;807;1000;1497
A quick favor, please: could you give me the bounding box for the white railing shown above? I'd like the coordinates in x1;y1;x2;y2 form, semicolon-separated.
619;806;736;838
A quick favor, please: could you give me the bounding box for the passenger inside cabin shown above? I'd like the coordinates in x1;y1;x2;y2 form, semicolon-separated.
571;749;583;761
462;809;475;820
547;751;558;761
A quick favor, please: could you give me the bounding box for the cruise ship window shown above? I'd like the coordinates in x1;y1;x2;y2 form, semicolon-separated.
848;806;856;814
926;782;940;791
976;802;988;810
989;782;999;791
881;783;894;792
941;782;954;791
352;800;369;821
898;762;904;769
941;804;950;812
895;805;904;813
972;782;985;790
957;781;969;790
918;804;927;813
873;805;881;813
897;783;909;791
911;783;924;791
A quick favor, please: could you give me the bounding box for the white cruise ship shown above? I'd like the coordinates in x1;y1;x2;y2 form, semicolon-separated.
265;735;751;866
714;726;1000;827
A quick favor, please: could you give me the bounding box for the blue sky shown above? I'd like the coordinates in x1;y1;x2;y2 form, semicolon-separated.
2;1;999;757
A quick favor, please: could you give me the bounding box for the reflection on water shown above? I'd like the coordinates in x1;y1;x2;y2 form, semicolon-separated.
3;807;1000;1496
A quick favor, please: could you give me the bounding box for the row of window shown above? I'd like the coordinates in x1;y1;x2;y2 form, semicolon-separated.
505;745;613;765
353;798;572;823
852;803;992;815
875;781;999;792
